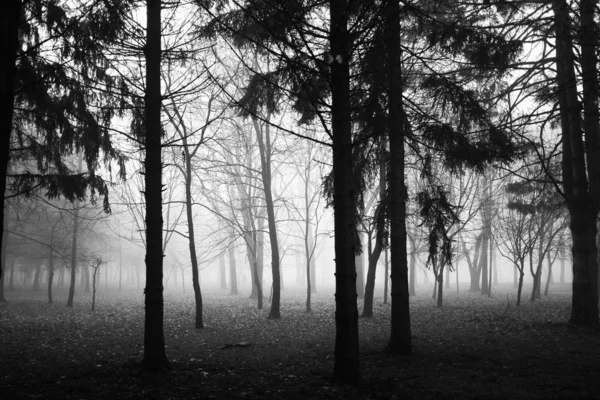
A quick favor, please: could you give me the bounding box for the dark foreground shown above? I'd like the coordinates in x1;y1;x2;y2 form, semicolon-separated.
1;284;599;399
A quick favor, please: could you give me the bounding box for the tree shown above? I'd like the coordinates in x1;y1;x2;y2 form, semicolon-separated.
1;1;131;279
84;253;107;312
551;0;599;325
141;0;170;372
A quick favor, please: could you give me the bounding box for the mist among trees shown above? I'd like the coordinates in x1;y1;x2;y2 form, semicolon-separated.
1;0;599;398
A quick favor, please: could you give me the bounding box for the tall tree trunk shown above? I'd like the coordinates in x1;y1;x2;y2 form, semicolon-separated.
308;230;317;293
386;0;412;357
253;119;280;319
330;0;360;383
362;155;386;317
383;246;389;304
119;234;123;292
228;239;239;295
219;253;227;289
67;153;82;307
0;211;8;302
516;264;524;306
47;252;54;304
553;0;599;326
184;149;203;329
468;235;482;292
0;1;21;282
355;246;365;299
408;230;416;296
560;247;565;283
141;0;170;371
8;257;15;290
437;264;444;307
488;237;493;298
544;251;554;296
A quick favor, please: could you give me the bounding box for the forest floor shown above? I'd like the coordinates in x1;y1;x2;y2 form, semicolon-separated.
1;283;599;399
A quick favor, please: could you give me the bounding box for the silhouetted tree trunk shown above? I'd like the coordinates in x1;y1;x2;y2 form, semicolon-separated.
383;246;389;304
363;155;386;317
408;230;416;296
468;234;483;292
0;211;8;302
330;0;360;382
355;247;365;299
436;263;444;307
141;0;170;372
516;263;525;306
386;0;412;357
67;153;83;307
0;1;21;282
560;247;566;283
544;251;555;296
553;0;599;326
182;137;203;329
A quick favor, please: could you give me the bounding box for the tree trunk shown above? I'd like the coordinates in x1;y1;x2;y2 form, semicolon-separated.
92;266;99;312
467;235;482;292
67;153;83;307
33;263;41;291
479;233;489;296
47;253;54;304
184;147;203;329
8;257;15;290
0;1;21;282
141;0;170;372
362;154;386;317
355;248;365;299
228;240;238;295
516;266;524;306
383;246;389;304
560;248;565;283
220;253;227;289
385;0;412;357
488;238;493;298
408;229;417;297
437;265;443;307
308;230;317;293
330;0;360;383
553;0;599;326
0;211;9;301
544;251;554;296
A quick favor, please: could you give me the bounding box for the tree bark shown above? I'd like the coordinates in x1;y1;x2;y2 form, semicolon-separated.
386;0;412;357
0;210;9;302
362;154;386;317
141;0;170;372
0;0;21;281
330;0;360;383
219;253;227;289
183;143;203;329
383;246;389;304
544;251;554;296
47;252;54;304
253;119;281;319
355;247;365;299
468;235;482;292
408;230;416;296
553;0;599;326
228;237;239;295
67;153;83;307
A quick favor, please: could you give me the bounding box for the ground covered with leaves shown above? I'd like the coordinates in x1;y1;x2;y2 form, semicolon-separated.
1;284;599;399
